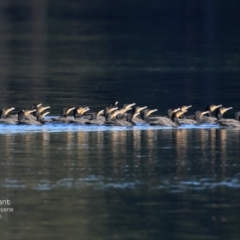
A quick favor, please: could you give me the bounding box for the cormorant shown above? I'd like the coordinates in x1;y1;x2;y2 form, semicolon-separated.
179;105;192;118
139;108;158;123
84;110;106;125
128;106;149;124
150;108;179;127
194;111;210;123
61;107;76;117
216;107;233;120
150;117;178;127
184;105;222;123
70;107;92;124
131;106;148;115
105;109;141;126
171;110;188;126
218;111;240;128
103;101;118;116
18;109;37;124
167;108;181;119
111;103;136;120
0;107;17;124
18;111;50;125
178;110;211;125
103;106;118;118
0;107;15;119
121;102;136;113
51;107;76;123
28;104;51;122
36;105;50;115
37;111;50;123
30;103;42;111
73;107;90;119
206;104;222;117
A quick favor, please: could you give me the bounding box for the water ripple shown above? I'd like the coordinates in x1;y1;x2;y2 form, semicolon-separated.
1;176;240;192
0;122;220;134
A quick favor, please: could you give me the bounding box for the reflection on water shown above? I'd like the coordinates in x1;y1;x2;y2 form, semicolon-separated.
1;128;240;189
1;128;240;239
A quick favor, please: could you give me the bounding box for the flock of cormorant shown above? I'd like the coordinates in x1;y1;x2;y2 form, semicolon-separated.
0;102;240;128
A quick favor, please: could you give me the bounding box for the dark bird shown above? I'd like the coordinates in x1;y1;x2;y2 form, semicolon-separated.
104;105;118;118
73;107;90;119
0;107;15;119
218;111;240;128
171;110;188;126
206;104;222;117
84;110;106;125
216;107;233;120
105;108;142;126
179;110;211;125
167;108;180;119
36;105;50;115
30;103;42;111
18;109;37;123
28;104;51;122
132;106;148;115
103;101;118;117
37;111;50;123
51;107;76;123
139;108;158;123
33;105;51;122
194;110;210;123
61;107;76;117
112;103;136;120
179;105;192;118
180;105;221;124
70;107;92;124
150;108;180;127
18;110;50;125
0;107;17;124
51;107;75;123
121;103;136;113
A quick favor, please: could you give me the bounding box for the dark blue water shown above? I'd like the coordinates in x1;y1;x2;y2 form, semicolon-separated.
1;1;240;115
1;125;240;240
1;1;240;239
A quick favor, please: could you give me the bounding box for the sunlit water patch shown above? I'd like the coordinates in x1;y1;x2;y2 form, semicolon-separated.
2;176;240;192
155;177;240;193
0;121;220;134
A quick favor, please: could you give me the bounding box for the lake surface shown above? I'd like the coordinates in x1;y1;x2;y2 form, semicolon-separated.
0;1;240;239
1;124;240;240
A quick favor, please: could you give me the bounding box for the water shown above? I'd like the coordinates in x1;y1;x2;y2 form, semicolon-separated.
1;126;240;240
1;0;240;239
1;1;240;114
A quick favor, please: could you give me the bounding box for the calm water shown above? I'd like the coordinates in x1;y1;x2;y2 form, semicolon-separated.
1;125;240;240
1;1;240;239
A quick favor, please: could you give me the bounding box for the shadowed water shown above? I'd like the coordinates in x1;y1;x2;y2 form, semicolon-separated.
1;127;240;239
0;1;240;115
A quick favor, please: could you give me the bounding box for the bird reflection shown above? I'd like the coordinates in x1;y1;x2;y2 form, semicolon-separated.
0;127;239;189
218;129;227;179
175;129;188;179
